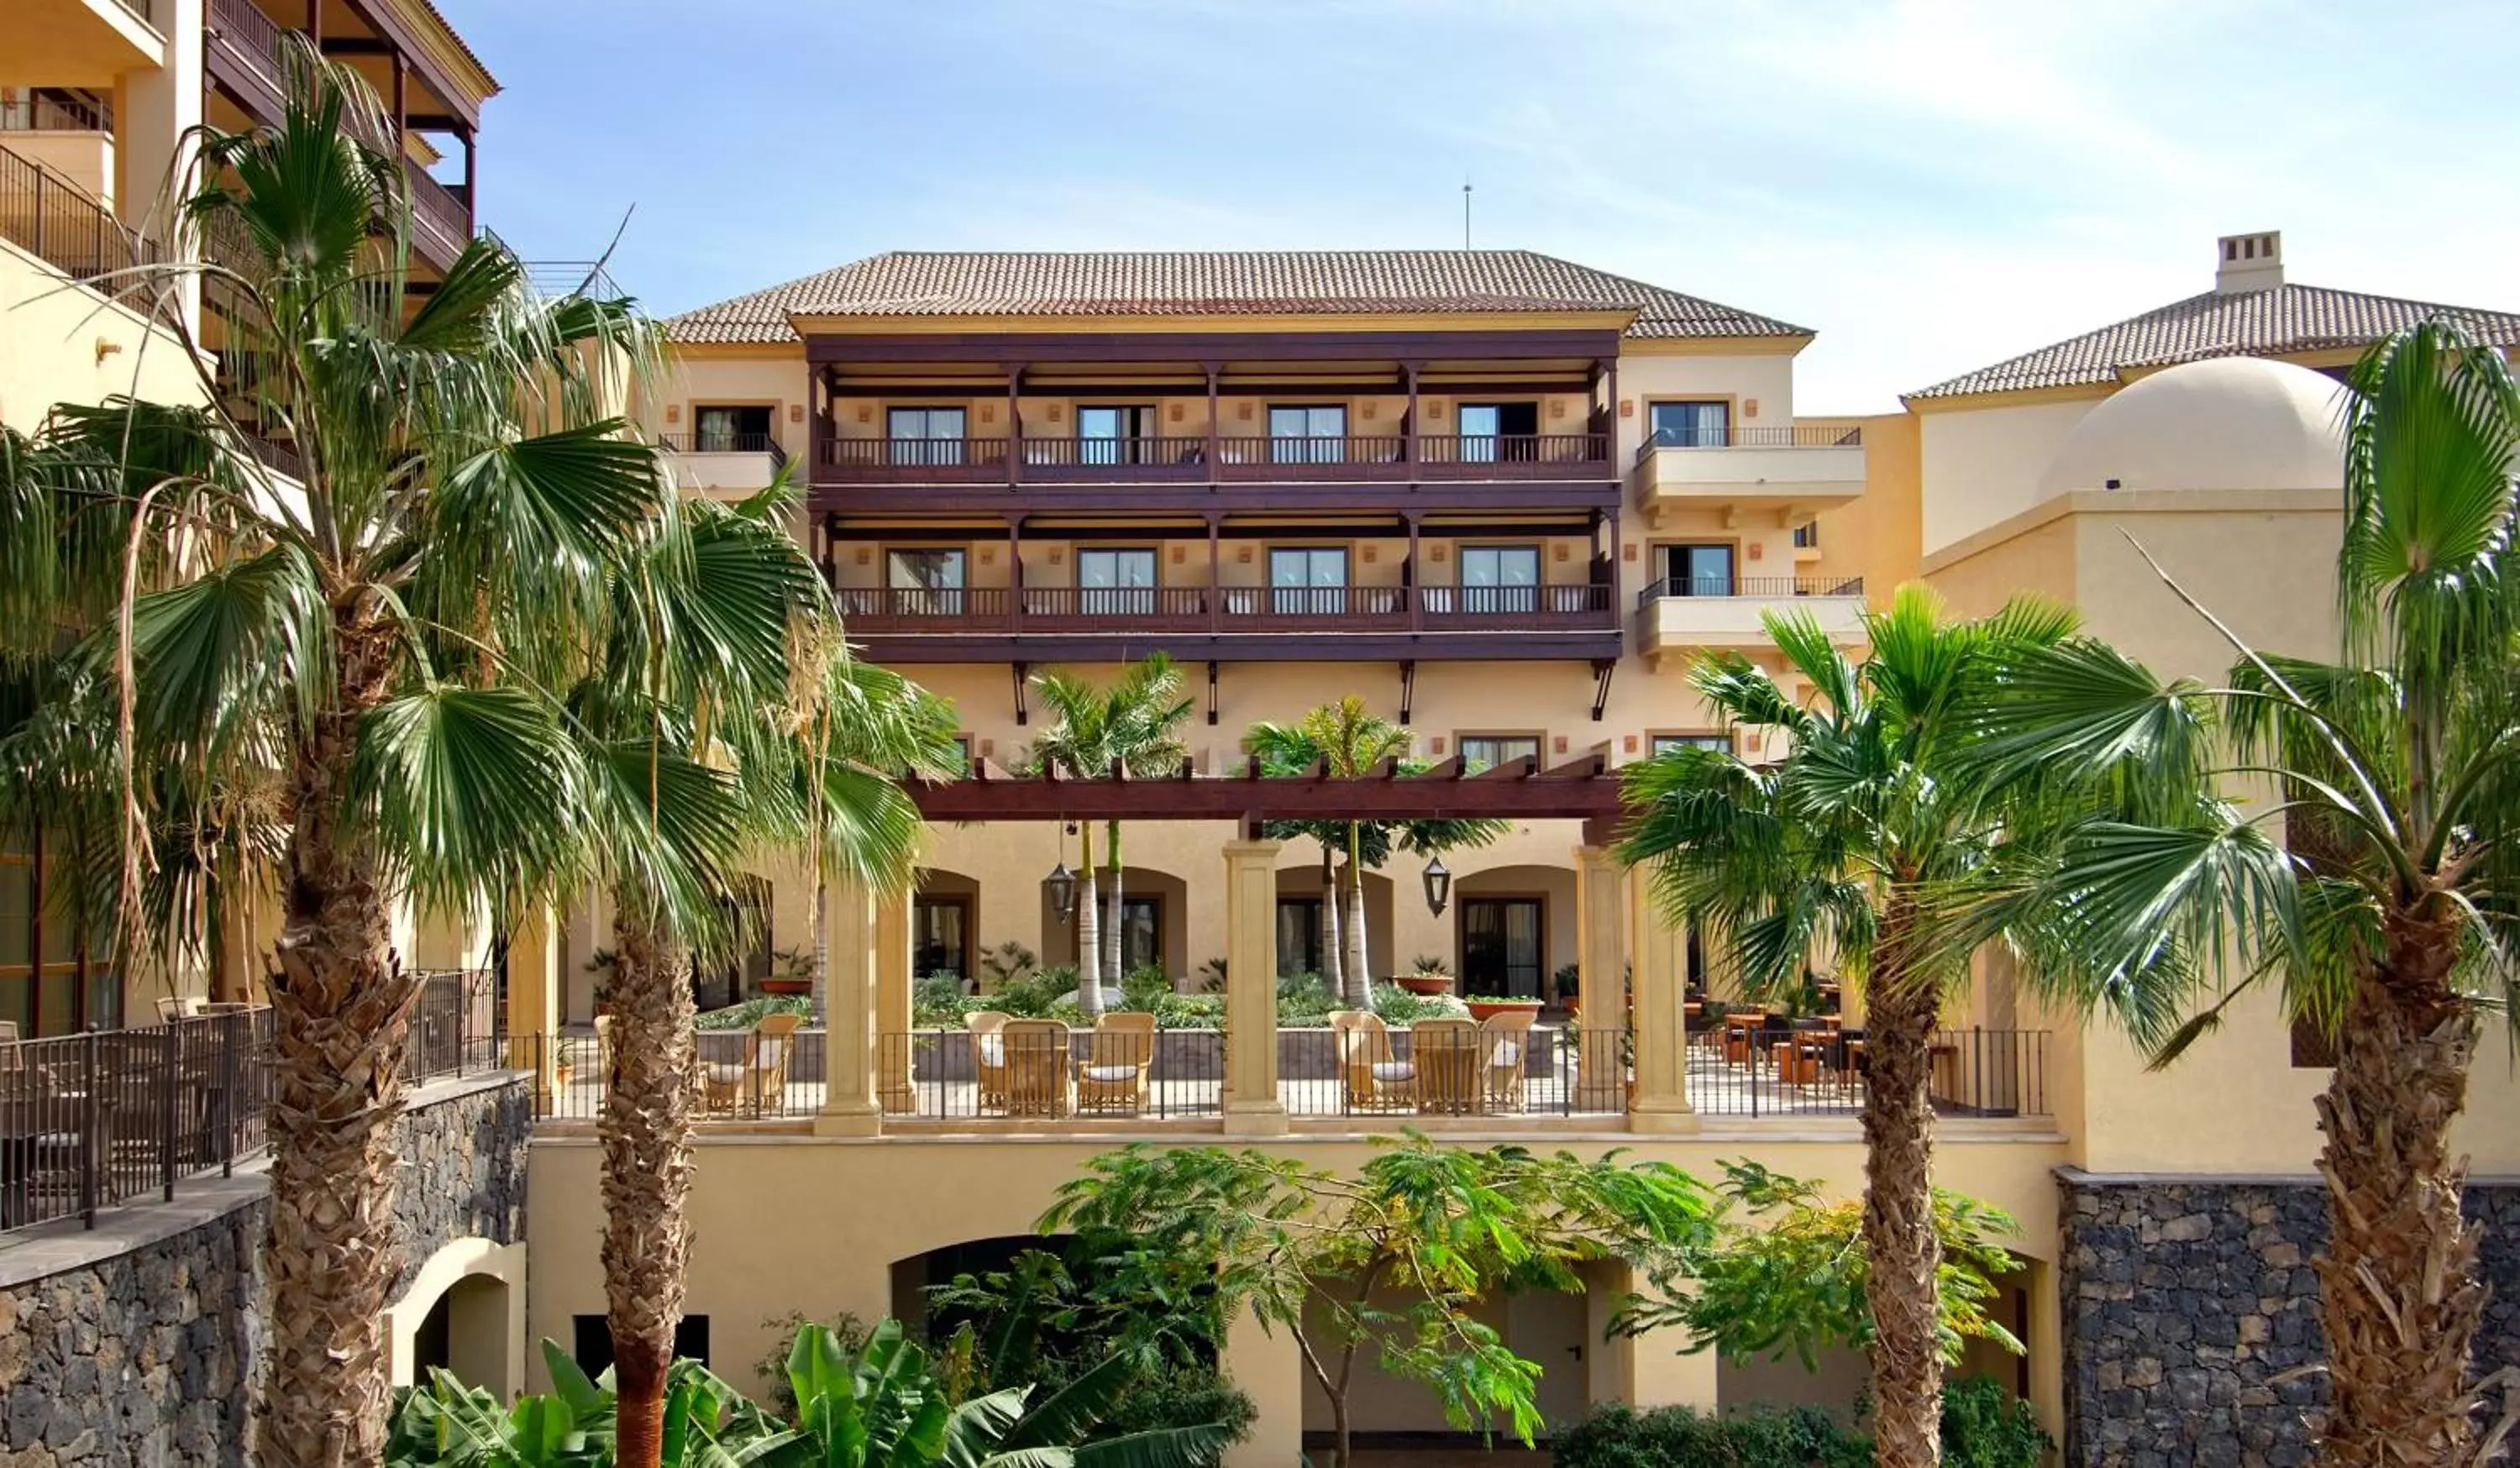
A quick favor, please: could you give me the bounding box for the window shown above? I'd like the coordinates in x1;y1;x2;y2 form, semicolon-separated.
1458;734;1541;772
2;849;117;1036
1648;400;1730;448
1458;544;1541;615
1456;402;1541;462
914;896;970;980
1077;406;1158;464
1077;548;1158;615
887;406;967;466
1792;520;1819;549
1268;405;1347;464
1651;733;1732;757
1276;898;1324;978
693;404;772;453
1461;898;1544;999
887;548;966;615
575;1315;710;1376
1657;543;1735;597
1117;895;1161;974
1268;547;1348;616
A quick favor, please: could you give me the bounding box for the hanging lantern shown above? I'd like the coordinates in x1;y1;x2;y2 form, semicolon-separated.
1421;855;1452;917
1046;861;1078;925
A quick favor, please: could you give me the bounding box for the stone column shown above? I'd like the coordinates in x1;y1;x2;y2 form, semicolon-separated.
505;908;561;1109
1221;837;1286;1135
1572;844;1631;1114
815;881;882;1137
116;3;202;335
1221;1303;1303;1468
1628;867;1697;1134
875;885;916;1114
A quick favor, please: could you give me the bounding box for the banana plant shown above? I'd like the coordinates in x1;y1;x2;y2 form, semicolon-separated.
388;1340;798;1468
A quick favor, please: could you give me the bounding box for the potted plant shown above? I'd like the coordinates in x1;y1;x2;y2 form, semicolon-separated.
1396;954;1455;997
759;945;816;998
551;1035;585;1091
1462;986;1542;1023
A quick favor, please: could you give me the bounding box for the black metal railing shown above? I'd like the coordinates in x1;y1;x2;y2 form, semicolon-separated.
658;431;789;469
0;141;161;290
1638;574;1865;606
1683;1020;2048;1119
1281;1024;1630;1119
1635;423;1864;464
880;1027;1220;1121
522;1027;828;1123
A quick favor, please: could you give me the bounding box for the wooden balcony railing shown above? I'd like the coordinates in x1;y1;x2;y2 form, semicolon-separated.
207;0;287;89
405;163;470;256
812;433;1613;485
0;89;114;134
832;583;1620;639
818;437;1012;484
1415;433;1610;469
1636;574;1865;608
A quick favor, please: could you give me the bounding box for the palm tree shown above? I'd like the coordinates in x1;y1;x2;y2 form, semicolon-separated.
0;60;667;1465
1986;322;2520;1467
1024;656;1193;1007
1616;588;2213;1468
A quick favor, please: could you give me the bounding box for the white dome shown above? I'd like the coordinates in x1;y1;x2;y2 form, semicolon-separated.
2037;356;2346;498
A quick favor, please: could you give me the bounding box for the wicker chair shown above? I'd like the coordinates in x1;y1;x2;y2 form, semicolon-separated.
1076;1012;1156;1115
1410;1018;1480;1115
1001;1019;1074;1119
1480;1009;1537;1112
701;1013;801;1115
965;1010;1012;1109
1331;1011;1415;1112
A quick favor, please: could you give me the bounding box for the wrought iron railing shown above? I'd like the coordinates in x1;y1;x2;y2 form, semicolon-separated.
1638;574;1865;606
0;141;162;291
1635;423;1865;464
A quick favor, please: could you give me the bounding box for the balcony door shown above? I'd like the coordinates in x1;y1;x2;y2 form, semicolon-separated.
1268;546;1347;616
1461;897;1544;1000
1457;401;1540;462
1077;547;1157;616
1648;400;1730;448
1276;898;1324;978
1459;544;1541;615
1268;405;1347;464
887;406;967;466
1077;405;1157;464
694;404;771;453
1657;543;1735;597
887;548;966;616
1117;895;1162;974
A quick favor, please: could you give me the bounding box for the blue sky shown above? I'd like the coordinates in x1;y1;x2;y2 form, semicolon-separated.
433;0;2520;412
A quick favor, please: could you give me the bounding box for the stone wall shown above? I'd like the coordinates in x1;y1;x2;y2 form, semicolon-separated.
2058;1169;2520;1468
0;1071;533;1468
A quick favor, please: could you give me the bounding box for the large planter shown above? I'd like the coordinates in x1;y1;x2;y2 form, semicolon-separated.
1465;997;1543;1023
1394;974;1455;997
757;978;813;997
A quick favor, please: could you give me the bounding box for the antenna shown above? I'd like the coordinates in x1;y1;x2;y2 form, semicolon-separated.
1462;178;1473;249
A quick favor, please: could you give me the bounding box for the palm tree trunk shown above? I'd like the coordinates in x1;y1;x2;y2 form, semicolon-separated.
1102;819;1124;984
260;616;412;1468
1320;844;1343;994
1860;898;1944;1468
2316;910;2483;1468
1342;830;1371;1008
1074;826;1104;1015
810;877;829;1027
601;899;698;1468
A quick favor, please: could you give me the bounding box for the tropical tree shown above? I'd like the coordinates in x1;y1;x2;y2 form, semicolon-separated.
1022;656;1193;1008
1614;587;2221;1468
1043;1137;1719;1468
0;60;668;1464
1981;322;2520;1467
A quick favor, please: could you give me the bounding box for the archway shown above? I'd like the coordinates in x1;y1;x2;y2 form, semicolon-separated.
388;1237;527;1397
1453;863;1581;1005
1040;863;1189;984
1272;862;1394;983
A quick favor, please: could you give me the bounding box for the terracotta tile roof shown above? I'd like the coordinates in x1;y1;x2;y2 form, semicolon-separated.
665;250;1809;344
1909;282;2520;400
404;0;500;94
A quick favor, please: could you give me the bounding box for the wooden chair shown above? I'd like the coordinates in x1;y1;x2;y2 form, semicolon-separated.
1721;1011;1770;1067
1076;1012;1157;1115
965;1010;1012;1109
1331;1011;1415;1112
1480;1009;1536;1113
701;1014;801;1115
1001;1019;1073;1118
1410;1018;1480;1115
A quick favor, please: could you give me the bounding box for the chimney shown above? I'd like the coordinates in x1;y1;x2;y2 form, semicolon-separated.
2215;231;2284;294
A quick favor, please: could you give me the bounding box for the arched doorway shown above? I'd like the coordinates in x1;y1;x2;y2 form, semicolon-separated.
390;1237;525;1397
1453;863;1579;1005
914;868;980;983
1040;864;1189;984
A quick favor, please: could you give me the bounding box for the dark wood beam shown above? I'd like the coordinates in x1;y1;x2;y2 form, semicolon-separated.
806;484;1617;518
847;632;1623;664
907;766;1621;825
807;328;1627;368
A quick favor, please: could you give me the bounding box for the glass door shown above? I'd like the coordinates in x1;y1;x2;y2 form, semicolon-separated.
1275;898;1324;978
1118;896;1162;974
1459;544;1540;615
1077;406;1154;465
887;406;968;466
912;898;969;980
1657;543;1735;597
1457;402;1540;461
1268;546;1347;616
1462;898;1544;999
1077;548;1157;616
887;548;967;616
1268;405;1347;464
1647;401;1730;448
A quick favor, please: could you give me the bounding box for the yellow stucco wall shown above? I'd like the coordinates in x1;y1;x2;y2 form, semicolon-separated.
1807;411;1920;610
1915;394;2107;556
0;236;204;430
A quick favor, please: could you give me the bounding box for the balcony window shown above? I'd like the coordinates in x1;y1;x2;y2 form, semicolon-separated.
694;404;771;453
1793;520;1819;549
1651;733;1732;756
1268;546;1347;615
887;406;967;467
1649;400;1730;448
1077;548;1158;615
1078;406;1157;465
1457;402;1540;462
1656;543;1735;597
1458;734;1541;772
887;548;966;615
1459;544;1541;614
1268;405;1347;464
914;896;970;980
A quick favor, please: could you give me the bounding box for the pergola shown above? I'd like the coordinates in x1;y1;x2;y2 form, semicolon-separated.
790;754;1699;1137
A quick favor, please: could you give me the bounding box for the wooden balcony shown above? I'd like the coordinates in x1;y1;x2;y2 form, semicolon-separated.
831;582;1621;663
812;433;1614;494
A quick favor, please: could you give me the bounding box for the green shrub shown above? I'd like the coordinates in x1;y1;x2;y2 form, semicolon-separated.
1554;1402;1868;1468
1940;1374;2051;1468
1154;992;1226;1029
692;994;811;1031
1120;962;1174;1013
1369;984;1470;1025
911;973;972;1026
